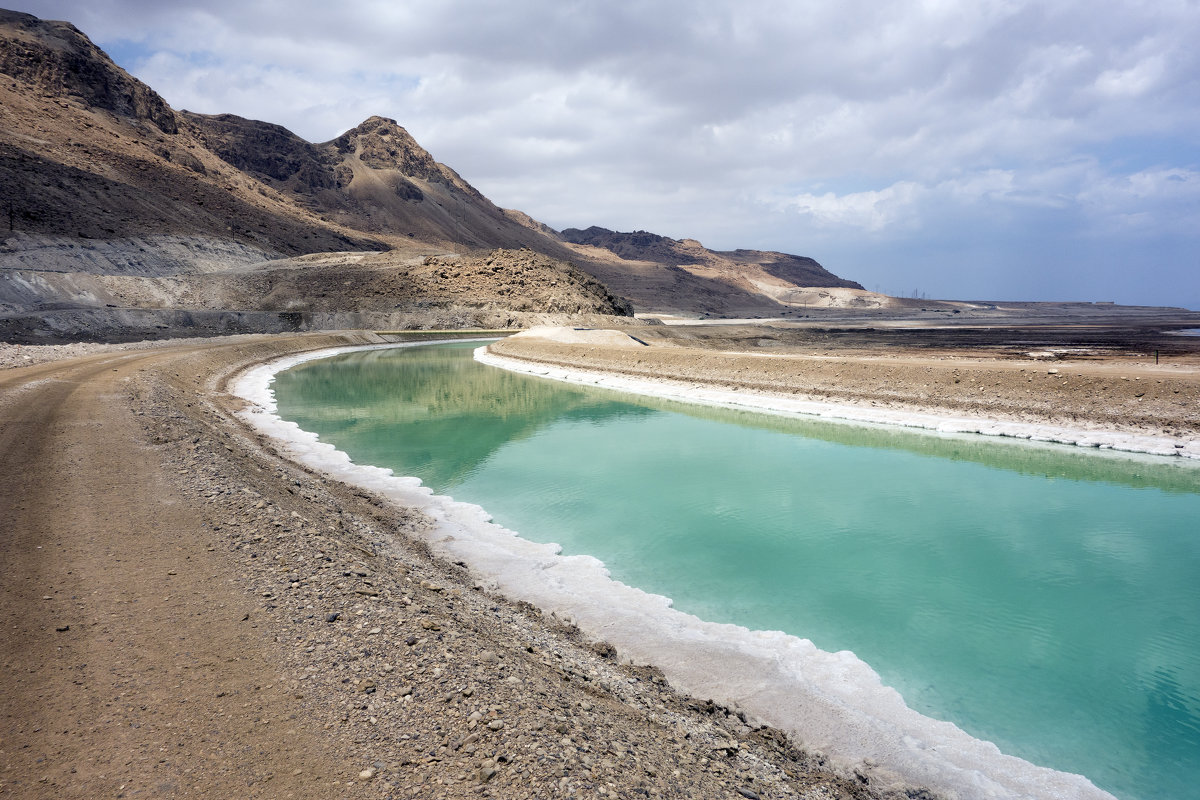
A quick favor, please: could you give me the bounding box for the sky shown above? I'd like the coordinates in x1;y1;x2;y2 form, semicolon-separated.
15;0;1200;308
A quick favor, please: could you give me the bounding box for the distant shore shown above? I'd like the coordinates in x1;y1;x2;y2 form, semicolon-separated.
483;328;1200;461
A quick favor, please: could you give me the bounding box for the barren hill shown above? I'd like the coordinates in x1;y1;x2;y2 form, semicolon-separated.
555;226;896;315
0;8;873;340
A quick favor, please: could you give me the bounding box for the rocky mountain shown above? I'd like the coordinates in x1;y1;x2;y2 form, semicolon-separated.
0;8;873;341
558;227;858;290
555;226;883;315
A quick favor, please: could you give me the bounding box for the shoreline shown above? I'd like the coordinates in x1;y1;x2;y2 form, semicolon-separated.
235;338;1118;800
480;334;1200;462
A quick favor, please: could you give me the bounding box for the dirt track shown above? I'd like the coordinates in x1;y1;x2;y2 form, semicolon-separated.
0;337;365;797
1;333;884;800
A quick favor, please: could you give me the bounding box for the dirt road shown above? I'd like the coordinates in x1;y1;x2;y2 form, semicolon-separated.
0;340;362;797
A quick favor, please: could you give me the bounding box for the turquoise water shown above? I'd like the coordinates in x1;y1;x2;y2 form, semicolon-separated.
274;342;1200;800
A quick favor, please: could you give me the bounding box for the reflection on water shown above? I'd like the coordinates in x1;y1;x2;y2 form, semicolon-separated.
275;342;1200;800
275;342;652;487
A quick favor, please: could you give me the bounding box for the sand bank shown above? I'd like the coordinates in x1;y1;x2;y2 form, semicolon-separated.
481;330;1200;461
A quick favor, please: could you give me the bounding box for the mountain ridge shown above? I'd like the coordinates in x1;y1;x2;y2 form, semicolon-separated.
0;7;878;341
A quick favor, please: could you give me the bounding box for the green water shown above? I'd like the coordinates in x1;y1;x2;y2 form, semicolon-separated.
274;342;1200;800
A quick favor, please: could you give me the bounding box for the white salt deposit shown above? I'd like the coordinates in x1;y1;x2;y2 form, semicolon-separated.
234;340;1119;800
476;346;1200;461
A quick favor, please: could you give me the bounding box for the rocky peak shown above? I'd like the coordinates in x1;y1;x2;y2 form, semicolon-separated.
0;9;177;134
560;226;691;265
330;116;448;183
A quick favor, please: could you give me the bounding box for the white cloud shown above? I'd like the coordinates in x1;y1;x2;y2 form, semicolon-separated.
1094;54;1166;98
786;183;928;232
1077;167;1200;234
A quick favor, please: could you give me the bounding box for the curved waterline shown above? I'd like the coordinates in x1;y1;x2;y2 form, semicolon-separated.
244;341;1200;800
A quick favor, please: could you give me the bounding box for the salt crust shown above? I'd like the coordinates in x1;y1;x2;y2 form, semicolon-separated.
476;347;1200;461
234;340;1119;800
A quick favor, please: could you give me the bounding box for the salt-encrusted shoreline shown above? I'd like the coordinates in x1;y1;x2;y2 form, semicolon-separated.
233;339;1118;800
475;347;1200;462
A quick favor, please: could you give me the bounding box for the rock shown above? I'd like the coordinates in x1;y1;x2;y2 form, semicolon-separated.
487;720;505;731
325;612;340;622
358;767;377;781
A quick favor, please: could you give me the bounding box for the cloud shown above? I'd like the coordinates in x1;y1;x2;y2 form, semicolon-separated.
12;0;1200;306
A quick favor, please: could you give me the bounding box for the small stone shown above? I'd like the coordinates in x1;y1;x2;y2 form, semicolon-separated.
358;678;377;694
487;720;505;731
325;612;340;622
419;619;440;631
358;767;377;781
367;626;382;635
737;789;761;800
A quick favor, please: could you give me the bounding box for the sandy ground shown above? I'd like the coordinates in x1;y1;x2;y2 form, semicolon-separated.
0;332;892;800
487;328;1200;449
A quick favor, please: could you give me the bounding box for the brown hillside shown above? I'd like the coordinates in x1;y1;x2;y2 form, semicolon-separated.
0;8;874;341
556;226;891;315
